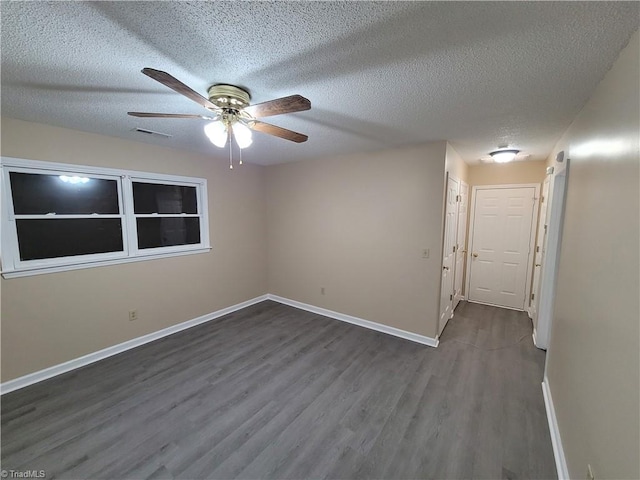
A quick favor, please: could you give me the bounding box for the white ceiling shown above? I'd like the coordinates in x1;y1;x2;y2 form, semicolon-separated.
1;1;638;166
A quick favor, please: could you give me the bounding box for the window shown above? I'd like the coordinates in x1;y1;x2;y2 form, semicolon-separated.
132;181;201;250
1;157;210;278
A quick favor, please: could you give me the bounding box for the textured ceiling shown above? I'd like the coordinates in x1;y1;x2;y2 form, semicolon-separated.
1;1;638;166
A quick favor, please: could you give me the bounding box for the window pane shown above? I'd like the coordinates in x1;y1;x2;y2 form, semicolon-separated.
136;217;200;249
10;172;119;215
133;183;198;214
16;219;123;261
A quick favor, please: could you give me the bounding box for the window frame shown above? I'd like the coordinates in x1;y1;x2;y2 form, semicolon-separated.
1;157;211;278
128;177;204;256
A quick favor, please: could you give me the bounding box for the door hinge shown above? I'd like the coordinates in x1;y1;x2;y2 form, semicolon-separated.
450;294;453;301
456;195;460;202
536;245;540;253
541;195;545;203
453;245;456;253
531;293;535;301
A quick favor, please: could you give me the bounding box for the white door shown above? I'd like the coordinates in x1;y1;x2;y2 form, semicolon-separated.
530;177;550;323
467;186;536;310
439;175;458;335
453;180;469;309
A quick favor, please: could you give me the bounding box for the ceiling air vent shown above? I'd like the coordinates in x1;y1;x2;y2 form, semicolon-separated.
132;127;172;138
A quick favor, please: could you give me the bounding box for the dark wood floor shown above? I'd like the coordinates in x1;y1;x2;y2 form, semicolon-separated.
1;300;557;480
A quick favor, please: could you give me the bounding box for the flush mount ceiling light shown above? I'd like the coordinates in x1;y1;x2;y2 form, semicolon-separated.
489;149;520;163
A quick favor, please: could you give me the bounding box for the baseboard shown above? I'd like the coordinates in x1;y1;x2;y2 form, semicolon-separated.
532;328;547;351
0;294;269;395
542;378;570;480
267;294;439;348
1;293;438;395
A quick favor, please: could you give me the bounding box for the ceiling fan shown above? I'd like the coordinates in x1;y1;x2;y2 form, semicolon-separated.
128;68;311;167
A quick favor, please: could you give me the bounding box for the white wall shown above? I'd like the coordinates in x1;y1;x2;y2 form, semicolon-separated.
0;118;268;381
445;143;468;183
468;160;546;186
266;142;447;339
545;31;639;480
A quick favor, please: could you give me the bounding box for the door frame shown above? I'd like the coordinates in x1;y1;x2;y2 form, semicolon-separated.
537;157;570;351
465;183;541;311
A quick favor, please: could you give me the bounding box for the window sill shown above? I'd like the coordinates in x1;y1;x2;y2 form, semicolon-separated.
1;246;212;279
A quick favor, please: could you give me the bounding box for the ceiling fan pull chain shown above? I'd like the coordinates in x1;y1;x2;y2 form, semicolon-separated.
228;128;233;170
239;142;243;166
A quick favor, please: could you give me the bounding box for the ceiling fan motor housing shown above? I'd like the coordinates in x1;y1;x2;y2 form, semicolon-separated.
208;84;251;110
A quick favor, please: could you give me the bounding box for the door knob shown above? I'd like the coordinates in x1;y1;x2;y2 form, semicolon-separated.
535;263;541;267
443;266;449;271
472;253;478;258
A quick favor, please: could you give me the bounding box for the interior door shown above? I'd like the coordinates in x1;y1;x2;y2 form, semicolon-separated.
453;180;469;309
530;177;550;323
467;187;536;310
439;175;458;335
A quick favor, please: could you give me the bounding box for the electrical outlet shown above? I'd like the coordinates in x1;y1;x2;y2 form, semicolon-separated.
587;464;595;480
321;287;325;295
129;310;138;321
422;248;430;258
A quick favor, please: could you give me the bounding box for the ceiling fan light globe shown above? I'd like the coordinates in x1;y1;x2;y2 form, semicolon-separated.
204;121;228;148
233;123;253;149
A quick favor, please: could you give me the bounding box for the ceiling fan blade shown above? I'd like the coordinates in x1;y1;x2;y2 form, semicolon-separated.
141;68;220;111
128;112;217;120
243;95;311;118
250;120;308;143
